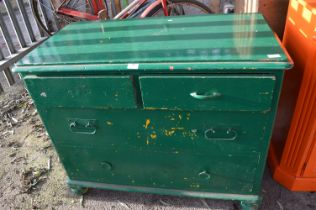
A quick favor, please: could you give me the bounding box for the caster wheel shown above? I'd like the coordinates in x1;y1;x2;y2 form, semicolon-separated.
69;185;88;195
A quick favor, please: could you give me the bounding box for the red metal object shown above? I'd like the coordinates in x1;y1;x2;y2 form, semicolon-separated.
58;0;170;21
58;7;99;20
98;0;106;10
140;0;161;17
119;0;147;19
268;0;316;191
90;0;99;15
161;0;169;16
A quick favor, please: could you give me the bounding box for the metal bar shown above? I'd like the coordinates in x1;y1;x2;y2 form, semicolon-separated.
38;0;58;32
109;0;117;17
17;0;37;42
114;0;140;19
3;0;27;48
0;12;16;54
27;0;45;37
3;67;15;86
87;0;96;14
0;37;47;70
58;7;99;20
0;82;3;93
0;47;4;61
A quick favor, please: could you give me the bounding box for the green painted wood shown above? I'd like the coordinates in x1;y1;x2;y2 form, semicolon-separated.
16;14;292;209
67;179;261;201
140;75;276;111
24;76;136;109
14;13;292;74
36;108;269;195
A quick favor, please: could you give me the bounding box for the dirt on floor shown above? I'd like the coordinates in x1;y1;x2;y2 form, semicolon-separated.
0;83;316;210
0;84;80;210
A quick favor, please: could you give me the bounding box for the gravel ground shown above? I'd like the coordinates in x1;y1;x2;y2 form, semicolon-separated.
0;83;315;210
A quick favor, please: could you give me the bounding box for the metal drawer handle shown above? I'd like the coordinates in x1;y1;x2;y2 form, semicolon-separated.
68;118;96;135
190;91;221;100
198;170;211;180
204;128;238;141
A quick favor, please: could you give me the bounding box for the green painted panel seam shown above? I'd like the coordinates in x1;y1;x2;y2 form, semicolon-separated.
132;75;144;109
13;62;292;73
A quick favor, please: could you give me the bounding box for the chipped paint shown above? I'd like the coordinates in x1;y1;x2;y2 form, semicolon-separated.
136;131;141;139
178;114;182;120
106;121;113;126
144;107;160;110
40;92;47;97
186;113;191;120
190;183;200;188
259;92;270;95
171;127;185;130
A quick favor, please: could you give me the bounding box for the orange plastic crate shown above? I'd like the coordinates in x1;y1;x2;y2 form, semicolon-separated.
269;0;316;191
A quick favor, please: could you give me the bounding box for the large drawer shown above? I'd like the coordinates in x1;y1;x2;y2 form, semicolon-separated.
140;75;276;111
59;146;259;195
24;76;137;109
46;108;266;194
46;109;268;151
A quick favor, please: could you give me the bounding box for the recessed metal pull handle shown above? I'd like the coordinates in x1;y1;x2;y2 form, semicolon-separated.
190;91;221;100
204;128;238;141
198;170;211;180
68;118;96;135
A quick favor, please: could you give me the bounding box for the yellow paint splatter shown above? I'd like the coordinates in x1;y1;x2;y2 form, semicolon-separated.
106;121;113;126
144;119;150;129
150;133;157;139
164;129;175;136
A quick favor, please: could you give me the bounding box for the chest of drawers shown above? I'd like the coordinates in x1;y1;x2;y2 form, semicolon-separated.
14;14;292;210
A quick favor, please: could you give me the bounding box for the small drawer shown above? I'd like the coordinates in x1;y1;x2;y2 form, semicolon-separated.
140;75;276;111
24;76;136;109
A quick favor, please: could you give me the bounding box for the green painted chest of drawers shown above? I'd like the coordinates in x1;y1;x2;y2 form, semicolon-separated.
14;14;292;210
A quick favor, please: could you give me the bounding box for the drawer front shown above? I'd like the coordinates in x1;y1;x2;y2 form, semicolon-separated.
140;76;276;111
46;109;268;151
59;147;259;195
42;109;269;194
24;76;136;109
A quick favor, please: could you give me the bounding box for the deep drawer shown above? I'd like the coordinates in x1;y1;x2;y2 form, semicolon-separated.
24;76;136;109
43;109;268;194
140;75;276;111
48;109;268;151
